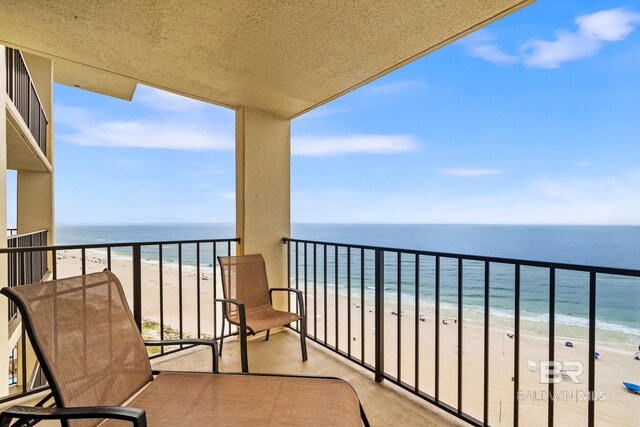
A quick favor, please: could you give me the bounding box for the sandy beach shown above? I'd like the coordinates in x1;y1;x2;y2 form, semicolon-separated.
55;249;640;426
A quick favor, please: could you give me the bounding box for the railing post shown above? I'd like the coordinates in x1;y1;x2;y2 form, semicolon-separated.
29;234;34;283
588;272;597;427
21;324;27;392
132;244;142;330
43;230;48;277
374;249;384;383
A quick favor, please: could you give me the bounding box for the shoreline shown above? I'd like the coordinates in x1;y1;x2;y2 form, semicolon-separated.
56;249;640;345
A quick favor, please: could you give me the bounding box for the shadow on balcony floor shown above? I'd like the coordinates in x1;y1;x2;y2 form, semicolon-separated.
151;330;465;427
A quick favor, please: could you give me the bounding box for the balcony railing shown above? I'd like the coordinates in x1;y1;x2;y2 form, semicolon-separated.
0;236;239;401
5;47;48;156
283;237;640;427
7;229;48;321
1;235;637;425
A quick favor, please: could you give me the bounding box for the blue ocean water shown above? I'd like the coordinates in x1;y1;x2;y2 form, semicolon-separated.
56;224;640;337
291;224;640;270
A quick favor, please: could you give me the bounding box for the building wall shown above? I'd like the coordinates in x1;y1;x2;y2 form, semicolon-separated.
0;45;11;396
1;45;55;396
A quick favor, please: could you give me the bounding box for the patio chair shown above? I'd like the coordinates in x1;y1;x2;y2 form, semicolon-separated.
217;254;307;373
0;270;368;427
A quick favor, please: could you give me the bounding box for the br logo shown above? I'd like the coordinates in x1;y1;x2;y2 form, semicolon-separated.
540;361;584;384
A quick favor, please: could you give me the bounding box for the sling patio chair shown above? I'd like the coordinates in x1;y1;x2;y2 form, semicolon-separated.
217;254;307;373
0;270;369;427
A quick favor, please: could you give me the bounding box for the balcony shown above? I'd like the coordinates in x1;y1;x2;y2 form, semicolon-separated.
3;2;636;426
0;235;637;426
4;47;50;171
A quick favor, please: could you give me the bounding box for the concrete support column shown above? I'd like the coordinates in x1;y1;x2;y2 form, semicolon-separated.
235;107;290;310
16;171;55;244
0;45;10;396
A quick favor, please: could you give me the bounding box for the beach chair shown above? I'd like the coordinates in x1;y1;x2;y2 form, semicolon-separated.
0;271;368;427
217;254;307;373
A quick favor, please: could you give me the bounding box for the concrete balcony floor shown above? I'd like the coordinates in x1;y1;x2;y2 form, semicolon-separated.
151;330;465;427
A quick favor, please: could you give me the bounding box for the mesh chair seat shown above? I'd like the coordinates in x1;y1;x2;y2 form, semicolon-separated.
102;372;362;427
237;304;301;334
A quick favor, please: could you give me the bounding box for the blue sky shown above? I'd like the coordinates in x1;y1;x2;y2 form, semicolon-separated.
9;1;640;225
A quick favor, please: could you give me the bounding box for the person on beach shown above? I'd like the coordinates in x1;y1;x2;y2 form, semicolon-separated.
634;345;640;361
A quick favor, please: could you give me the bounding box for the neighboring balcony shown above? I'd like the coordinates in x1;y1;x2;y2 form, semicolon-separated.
4;229;48;395
4;47;51;172
6;229;48;321
0;236;637;426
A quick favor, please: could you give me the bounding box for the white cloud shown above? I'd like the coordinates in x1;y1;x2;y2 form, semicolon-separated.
577;8;640;41
58;103;420;156
56;105;234;151
464;31;518;64
523;8;640;68
134;85;207;112
365;80;427;95
442;168;503;177
57;102;420;157
292;134;419;157
293;171;640;225
522;31;599;68
466;8;640;69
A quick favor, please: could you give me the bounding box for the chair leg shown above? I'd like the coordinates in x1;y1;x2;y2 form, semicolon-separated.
360;403;370;427
239;328;249;373
300;317;308;362
265;329;270;341
218;318;226;356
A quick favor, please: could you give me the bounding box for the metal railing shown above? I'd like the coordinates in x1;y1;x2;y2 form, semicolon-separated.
0;236;239;402
283;237;640;427
7;229;48;321
5;47;48;156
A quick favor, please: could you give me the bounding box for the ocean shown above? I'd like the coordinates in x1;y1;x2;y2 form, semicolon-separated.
56;223;640;340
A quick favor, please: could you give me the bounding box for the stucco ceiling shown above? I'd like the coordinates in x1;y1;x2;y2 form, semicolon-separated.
0;0;533;118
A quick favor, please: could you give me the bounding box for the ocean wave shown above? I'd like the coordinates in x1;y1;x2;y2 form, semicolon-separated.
453;306;640;336
380;292;640;337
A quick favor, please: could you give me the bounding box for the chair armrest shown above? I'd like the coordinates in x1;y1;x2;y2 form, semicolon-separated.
270;287;303;295
215;298;246;322
215;297;245;307
144;339;218;373
0;405;146;427
269;288;305;317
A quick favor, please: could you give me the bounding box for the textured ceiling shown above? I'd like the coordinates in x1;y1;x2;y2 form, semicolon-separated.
0;0;533;118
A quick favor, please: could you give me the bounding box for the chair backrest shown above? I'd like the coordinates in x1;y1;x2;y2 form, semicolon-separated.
2;271;153;427
218;254;271;318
